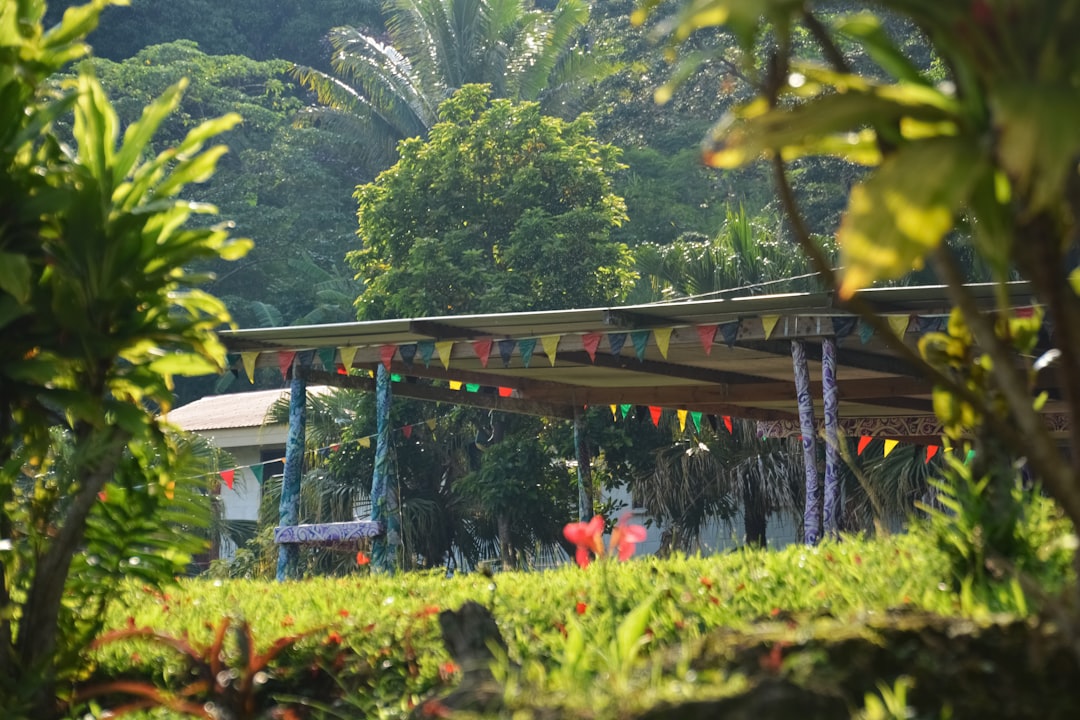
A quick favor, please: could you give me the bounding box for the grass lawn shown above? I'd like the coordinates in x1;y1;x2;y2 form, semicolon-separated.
79;525;1079;719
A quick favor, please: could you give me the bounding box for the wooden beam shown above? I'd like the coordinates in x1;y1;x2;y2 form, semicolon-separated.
556;350;778;385
302;370;576;419
738;340;922;377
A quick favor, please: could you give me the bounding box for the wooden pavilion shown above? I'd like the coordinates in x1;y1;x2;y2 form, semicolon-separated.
218;282;1069;579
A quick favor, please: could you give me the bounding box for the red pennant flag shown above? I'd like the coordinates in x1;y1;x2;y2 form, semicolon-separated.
330;443;341;452
498;386;513;397
403;425;413;439
649;406;662;426
723;415;733;433
277;351;296;380
582;332;602;362
220;469;235;490
925;445;939;464
857;436;873;455
472;338;494;368
696;324;719;355
336;363;348;375
379;345;396;371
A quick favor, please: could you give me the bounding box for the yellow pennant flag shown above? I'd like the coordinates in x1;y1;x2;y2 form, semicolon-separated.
338;346;358;372
677;409;688;432
436;341;454;369
883;439;899;457
241;351;259;383
541;335;560;366
653;327;672;359
887;315;909;339
426;418;437;431
761;315;780;340
359;437;371;448
449;380;463;391
610;404;618;420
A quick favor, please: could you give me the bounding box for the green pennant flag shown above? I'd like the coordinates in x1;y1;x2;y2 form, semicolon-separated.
620;403;632;419
317;347;336;372
690;411;703;433
518;338;537;367
251;464;265;485
466;383;480;393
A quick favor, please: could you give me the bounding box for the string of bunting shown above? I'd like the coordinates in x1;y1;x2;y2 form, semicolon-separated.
228;310;994;384
213;414;444;490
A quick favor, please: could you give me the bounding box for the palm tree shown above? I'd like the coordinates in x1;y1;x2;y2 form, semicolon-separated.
291;0;603;176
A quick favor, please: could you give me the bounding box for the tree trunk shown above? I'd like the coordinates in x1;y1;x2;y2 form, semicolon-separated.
742;476;768;549
497;514;513;570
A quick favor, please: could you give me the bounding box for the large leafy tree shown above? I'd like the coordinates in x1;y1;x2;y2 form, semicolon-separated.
293;0;603;177
351;83;636;318
0;1;249;714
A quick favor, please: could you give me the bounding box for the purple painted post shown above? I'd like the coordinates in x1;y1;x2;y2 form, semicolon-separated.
791;340;821;544
822;337;841;537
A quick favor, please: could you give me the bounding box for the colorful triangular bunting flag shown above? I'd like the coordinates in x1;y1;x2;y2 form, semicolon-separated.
761;315;780;340
883;439;899;457
417;341;435;368
582;332;602;362
338;346;358;373
608;332;627;356
402;425;413;439
472;338;493;368
653;327;672;359
696;324;718;355
519;338;537;368
241;351;259;384
630;329;650;361
677;409;688;432
887;315;910;339
317;347;336;372
449;380;462;391
399;343;417;367
610;404;618;420
220;469;235;490
925;445;939;463
720;321;739;348
620;404;632;419
251;465;264;485
379;345;396;371
649;406;662;426
498;386;513;397
723;415;733;434
498;338;516;367
857;436;872;455
277;351;296;380
359;437;371;448
690;411;702;433
436;341;454;369
541;335;560;366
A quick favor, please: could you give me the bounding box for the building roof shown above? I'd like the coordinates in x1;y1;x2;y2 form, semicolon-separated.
214;283;1067;441
167;386;332;432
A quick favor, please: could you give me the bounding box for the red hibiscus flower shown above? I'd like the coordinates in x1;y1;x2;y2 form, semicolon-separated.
563;515;605;568
610;514;647;560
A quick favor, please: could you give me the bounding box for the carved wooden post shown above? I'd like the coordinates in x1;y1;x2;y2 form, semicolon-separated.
791;340;821;544
822;337;841;537
276;352;311;581
371;364;399;571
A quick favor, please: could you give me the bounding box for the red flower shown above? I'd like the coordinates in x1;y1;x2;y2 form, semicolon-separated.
356;551;371;566
563;515;605;568
575;601;588;615
610;514;647;560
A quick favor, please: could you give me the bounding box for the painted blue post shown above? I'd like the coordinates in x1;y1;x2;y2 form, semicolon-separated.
573;407;593;521
276;353;310;581
371;365;399;571
822;337;841;537
791;340;821;545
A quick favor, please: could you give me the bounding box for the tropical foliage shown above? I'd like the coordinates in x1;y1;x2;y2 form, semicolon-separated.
0;1;248;715
292;0;604;176
351;83;636;319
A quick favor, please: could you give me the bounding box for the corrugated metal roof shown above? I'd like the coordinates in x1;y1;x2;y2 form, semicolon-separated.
208;282;1064;440
167;386;332;431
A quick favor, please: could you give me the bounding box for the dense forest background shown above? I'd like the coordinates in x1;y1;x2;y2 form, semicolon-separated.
45;0;853;332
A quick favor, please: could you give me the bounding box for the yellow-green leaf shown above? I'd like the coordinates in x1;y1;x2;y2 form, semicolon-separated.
838;137;986;298
0;251;32;303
